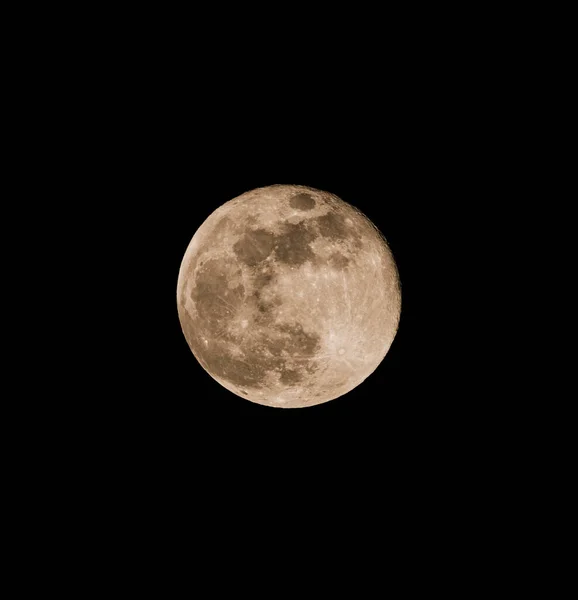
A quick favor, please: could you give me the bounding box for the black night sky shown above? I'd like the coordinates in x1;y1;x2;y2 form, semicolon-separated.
91;32;492;497
25;9;532;583
117;98;465;464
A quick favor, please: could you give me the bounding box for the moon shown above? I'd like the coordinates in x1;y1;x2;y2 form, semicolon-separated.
177;185;401;408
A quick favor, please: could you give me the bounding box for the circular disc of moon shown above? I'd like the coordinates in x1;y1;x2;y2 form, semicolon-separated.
177;185;401;408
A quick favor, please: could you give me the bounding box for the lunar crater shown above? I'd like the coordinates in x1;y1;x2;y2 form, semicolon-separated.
289;192;316;211
328;252;351;269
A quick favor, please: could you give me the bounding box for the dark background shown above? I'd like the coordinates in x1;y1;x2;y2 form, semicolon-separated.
23;11;537;581
85;31;496;480
48;13;522;531
12;5;560;587
111;91;476;471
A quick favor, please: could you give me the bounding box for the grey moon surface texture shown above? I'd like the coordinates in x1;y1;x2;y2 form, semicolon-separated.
176;184;401;408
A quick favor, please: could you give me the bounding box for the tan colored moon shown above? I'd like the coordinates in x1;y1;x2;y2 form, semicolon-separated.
177;185;401;408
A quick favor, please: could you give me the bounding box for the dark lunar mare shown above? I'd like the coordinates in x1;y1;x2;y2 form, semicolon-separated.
191;257;245;327
180;250;322;390
289;193;316;211
274;221;317;266
314;210;363;249
328;252;351;269
233;229;275;266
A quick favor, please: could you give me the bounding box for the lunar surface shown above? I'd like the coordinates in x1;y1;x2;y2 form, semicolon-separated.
177;185;401;408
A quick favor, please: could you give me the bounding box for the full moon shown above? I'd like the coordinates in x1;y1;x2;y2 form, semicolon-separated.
177;185;401;408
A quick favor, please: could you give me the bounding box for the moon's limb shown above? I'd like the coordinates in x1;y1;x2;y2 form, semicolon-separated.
177;184;401;408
